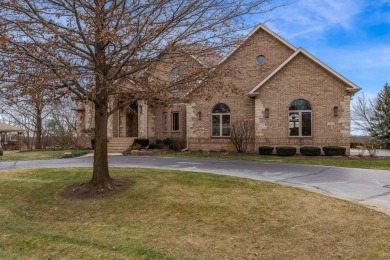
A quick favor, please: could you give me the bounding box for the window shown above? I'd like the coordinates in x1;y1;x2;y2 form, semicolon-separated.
289;99;312;137
170;67;183;82
172;112;180;132
212;103;231;137
256;55;266;65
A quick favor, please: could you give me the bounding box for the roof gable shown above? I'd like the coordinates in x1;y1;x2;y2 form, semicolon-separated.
218;24;297;66
248;48;361;96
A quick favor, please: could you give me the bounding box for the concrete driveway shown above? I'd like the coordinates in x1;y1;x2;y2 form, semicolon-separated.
1;155;390;214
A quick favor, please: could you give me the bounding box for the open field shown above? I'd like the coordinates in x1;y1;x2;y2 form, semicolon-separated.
1;168;390;259
157;152;390;170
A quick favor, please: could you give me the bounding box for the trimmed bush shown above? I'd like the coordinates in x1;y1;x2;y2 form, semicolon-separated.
156;139;163;149
133;138;149;148
276;146;297;156
258;146;274;155
300;146;321;156
162;137;172;146
148;140;163;149
0;147;3;156
322;146;346;156
148;143;158;149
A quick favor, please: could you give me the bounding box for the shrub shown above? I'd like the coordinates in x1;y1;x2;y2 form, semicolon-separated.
148;143;157;149
365;139;382;157
133;138;149;148
357;146;365;157
0;147;3;156
130;143;142;150
148;140;163;149
62;149;88;158
170;137;186;151
230;120;255;152
156;139;163;149
350;142;364;149
122;149;131;155
300;146;321;156
258;146;274;155
276;146;297;156
322;146;346;156
162;137;172;147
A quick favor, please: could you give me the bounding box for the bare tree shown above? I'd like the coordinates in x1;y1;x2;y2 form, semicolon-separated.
230;120;255;152
0;52;65;149
352;94;375;134
0;0;282;190
45;99;78;149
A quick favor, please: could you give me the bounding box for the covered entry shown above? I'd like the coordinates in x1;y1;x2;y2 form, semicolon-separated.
114;101;139;137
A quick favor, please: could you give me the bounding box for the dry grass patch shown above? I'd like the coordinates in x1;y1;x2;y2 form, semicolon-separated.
0;150;66;161
0;168;390;259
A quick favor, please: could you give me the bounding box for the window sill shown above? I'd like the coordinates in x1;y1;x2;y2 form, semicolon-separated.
211;136;230;139
288;136;313;138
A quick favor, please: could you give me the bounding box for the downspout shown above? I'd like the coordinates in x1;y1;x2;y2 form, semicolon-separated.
181;103;189;152
145;101;148;139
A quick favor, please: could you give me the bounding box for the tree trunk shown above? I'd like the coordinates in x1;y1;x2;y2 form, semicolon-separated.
90;101;112;188
35;108;42;150
89;0;112;189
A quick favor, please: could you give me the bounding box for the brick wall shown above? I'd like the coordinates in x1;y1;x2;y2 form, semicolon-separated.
254;53;352;154
186;27;296;152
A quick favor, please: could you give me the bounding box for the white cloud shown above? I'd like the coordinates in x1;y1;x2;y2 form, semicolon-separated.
322;45;390;70
262;0;366;39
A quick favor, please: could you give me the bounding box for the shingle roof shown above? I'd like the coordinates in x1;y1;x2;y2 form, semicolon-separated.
0;122;26;132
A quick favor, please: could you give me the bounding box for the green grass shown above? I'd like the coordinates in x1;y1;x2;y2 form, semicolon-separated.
1;168;390;259
157;152;390;170
0;150;67;161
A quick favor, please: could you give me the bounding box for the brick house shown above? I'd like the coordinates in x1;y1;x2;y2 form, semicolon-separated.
75;25;361;153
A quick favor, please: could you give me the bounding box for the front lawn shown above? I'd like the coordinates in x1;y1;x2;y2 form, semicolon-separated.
1;168;390;259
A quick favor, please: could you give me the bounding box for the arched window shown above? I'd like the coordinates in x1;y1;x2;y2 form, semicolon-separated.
288;99;312;137
212;103;230;137
170;67;183;82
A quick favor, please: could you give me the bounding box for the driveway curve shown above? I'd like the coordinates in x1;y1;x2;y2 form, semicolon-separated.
1;155;390;214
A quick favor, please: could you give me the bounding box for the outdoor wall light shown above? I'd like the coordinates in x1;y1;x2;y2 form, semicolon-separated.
198;111;202;120
333;106;338;117
265;108;270;118
139;106;143;113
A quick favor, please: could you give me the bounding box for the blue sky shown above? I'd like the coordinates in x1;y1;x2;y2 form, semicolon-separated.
255;0;390;101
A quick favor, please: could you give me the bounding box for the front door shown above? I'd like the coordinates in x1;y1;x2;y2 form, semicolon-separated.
126;102;138;137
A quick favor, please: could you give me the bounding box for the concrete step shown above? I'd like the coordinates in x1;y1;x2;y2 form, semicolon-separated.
107;137;135;153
